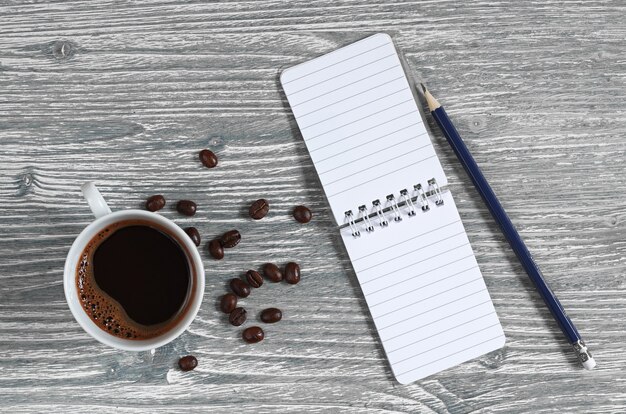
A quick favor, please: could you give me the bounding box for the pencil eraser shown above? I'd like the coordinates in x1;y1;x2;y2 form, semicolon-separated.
582;356;596;370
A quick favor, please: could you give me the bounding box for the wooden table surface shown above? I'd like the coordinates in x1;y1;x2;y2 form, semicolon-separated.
1;1;625;413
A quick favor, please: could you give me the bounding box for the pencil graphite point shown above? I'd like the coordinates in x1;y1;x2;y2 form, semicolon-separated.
419;83;441;111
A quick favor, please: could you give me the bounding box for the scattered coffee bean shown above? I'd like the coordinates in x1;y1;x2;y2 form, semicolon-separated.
260;308;282;324
220;293;237;314
293;205;312;223
249;199;269;220
221;229;241;248
229;307;247;326
177;200;197;216
263;263;283;283
199;149;218;168
230;278;251;298
184;227;201;246
145;195;166;212
242;326;264;343
246;269;263;288
178;355;198;371
208;239;224;260
284;262;301;285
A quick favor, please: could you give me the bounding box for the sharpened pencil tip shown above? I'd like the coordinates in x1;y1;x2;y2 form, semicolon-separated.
419;82;441;111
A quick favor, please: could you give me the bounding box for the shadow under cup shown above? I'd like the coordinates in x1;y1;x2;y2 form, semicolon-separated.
64;210;204;351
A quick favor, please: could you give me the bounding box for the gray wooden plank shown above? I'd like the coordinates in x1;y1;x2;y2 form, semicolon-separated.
1;0;625;413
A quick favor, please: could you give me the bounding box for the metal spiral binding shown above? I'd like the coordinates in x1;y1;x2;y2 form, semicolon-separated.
400;189;416;216
344;178;445;238
344;210;360;237
372;200;389;227
386;194;402;222
358;205;374;232
428;178;444;206
415;183;430;211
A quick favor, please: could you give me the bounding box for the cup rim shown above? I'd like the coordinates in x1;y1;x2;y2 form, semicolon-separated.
63;209;205;351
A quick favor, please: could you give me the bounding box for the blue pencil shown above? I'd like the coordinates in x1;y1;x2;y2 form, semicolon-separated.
420;83;595;370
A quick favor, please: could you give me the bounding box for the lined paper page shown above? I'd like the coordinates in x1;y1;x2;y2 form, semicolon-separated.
281;33;504;384
341;191;505;384
281;33;446;225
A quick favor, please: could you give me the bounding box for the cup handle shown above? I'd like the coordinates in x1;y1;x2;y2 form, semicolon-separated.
81;182;112;219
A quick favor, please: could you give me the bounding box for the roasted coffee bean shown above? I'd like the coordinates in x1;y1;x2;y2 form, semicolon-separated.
230;278;250;298
263;263;283;283
208;239;224;260
184;227;201;246
229;307;247;326
177;200;197;216
293;205;312;223
242;326;264;343
221;229;241;248
145;195;166;212
220;293;237;313
199;149;218;168
178;355;198;371
260;308;282;323
245;270;263;288
249;199;269;220
284;262;301;284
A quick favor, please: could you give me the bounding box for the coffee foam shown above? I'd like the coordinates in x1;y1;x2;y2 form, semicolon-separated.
76;220;194;340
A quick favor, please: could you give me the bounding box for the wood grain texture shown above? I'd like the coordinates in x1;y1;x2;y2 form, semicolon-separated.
1;0;625;412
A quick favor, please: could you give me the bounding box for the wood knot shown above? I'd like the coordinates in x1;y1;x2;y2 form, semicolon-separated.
208;136;224;147
479;345;506;369
52;40;75;60
16;170;35;196
468;115;488;133
23;173;33;187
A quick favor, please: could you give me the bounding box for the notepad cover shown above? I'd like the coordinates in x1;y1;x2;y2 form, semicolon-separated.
281;33;505;384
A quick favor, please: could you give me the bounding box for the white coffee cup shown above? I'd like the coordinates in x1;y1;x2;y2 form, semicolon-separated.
63;182;205;351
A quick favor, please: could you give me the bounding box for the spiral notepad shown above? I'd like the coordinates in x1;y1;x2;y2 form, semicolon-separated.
281;33;504;384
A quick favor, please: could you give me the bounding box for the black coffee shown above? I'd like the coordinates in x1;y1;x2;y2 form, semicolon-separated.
76;220;194;340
